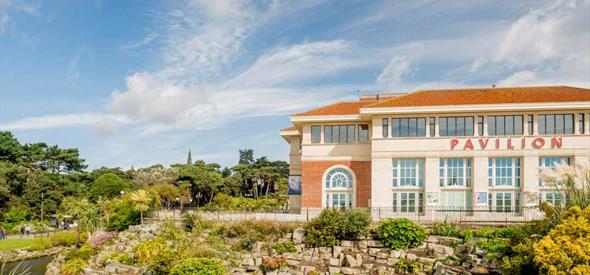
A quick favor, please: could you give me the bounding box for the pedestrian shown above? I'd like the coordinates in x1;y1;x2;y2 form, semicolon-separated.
0;226;5;240
20;225;25;238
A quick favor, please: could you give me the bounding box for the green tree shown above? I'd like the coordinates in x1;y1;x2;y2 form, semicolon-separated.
130;190;152;224
61;197;100;247
0;131;23;163
238;149;254;164
90;173;131;201
149;183;179;209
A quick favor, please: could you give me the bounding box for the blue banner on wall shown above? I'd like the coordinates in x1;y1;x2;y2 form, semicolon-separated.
288;175;301;195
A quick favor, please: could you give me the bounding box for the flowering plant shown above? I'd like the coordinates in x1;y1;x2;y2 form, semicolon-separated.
261;256;287;271
90;232;118;248
538;161;590;209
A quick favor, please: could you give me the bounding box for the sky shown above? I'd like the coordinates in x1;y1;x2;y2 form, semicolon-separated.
1;0;589;169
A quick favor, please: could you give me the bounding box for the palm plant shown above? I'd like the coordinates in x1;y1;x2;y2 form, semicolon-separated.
130;189;152;224
1;261;31;275
61;197;100;247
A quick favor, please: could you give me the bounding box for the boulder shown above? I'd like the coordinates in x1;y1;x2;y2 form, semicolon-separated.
292;228;305;244
470;265;489;275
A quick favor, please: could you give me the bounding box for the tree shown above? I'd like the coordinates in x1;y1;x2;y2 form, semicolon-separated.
22;172;65;219
90;173;131;201
0;131;22;163
130;190;152;224
132;165;177;187
61;197;100;247
21;143;87;173
149;183;179;209
238;149;254;164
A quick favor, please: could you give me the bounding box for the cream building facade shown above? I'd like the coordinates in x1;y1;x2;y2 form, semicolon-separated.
281;86;590;219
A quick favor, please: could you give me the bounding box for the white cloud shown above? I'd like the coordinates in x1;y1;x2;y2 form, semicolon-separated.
498;71;537;86
227;40;359;88
0;0;40;32
0;113;127;131
376;55;413;88
66;46;93;86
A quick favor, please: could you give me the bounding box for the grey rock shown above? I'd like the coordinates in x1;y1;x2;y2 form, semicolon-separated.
292;228;305;244
329;257;340;266
341;267;360;275
328;266;341;274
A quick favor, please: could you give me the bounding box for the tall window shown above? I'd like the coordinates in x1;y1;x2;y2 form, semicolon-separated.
544;192;563;206
579;113;585;134
439;116;474;136
382;118;389;138
488;157;521;187
358;124;369;143
311;126;321;143
429;117;436;137
496;192;512;212
539;156;570;186
527;115;534;135
477;116;484;136
488;115;523;135
324;125;355;143
489;191;520;213
392;159;424;187
392;118;426;137
324;168;354;208
393;192;424;213
538;114;574;134
439;158;472;187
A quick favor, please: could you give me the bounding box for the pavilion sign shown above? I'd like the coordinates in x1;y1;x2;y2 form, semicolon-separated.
450;137;563;150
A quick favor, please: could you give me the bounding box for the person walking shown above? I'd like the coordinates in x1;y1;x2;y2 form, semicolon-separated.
0;226;5;240
20;225;25;238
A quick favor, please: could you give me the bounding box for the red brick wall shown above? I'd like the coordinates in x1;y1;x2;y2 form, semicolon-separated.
301;161;371;208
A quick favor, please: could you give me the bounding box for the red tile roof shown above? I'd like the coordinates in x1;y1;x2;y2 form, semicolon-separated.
293;101;362;116
367;86;590;108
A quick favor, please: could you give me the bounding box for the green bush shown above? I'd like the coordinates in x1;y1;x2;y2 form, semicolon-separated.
377;218;427;250
61;258;87;275
205;193;286;211
169;258;225;275
305;209;371;247
342;209;371;239
28;237;52;251
182;212;212;234
65;244;96;261
49;231;81;247
272;241;296;254
305;209;345;247
214;220;295;251
394;259;422;273
106;199;140;231
134;237;175;274
2;206;29;231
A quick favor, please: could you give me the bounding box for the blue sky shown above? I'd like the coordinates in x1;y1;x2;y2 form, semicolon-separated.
1;0;589;169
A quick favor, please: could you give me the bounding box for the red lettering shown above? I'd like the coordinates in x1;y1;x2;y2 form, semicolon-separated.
495;138;500;149
479;138;489;149
507;138;515;149
551;137;563;148
521;137;526;149
464;139;474;150
532;137;545;149
450;139;459;150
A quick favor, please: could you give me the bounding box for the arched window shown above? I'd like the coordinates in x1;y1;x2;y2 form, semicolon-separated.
324;167;354;208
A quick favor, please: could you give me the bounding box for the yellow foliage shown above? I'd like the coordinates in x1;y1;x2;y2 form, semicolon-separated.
533;206;590;275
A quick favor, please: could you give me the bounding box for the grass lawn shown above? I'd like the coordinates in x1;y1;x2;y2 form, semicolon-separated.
0;238;35;251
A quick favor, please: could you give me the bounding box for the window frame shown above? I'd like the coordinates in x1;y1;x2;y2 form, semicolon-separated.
392;117;427;137
382;118;389;138
438;116;474;136
488;157;521;188
392;159;424;187
537;114;575;135
439;158;472;187
311;125;321;144
487;115;524;136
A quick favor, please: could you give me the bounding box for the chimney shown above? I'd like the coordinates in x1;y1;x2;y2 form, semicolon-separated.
492;84;496;88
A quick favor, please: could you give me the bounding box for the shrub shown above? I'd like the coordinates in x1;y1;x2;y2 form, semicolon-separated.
49;231;81;247
65;244;96;261
134;237;175;274
89;232;117;248
394;259;422;273
169;258;225;275
61;258;87;275
304;209;345;247
272;241;296;254
533;206;590;275
106;198;140;231
377;218;427;250
182;212;212;234
214;220;295;251
342;209;371;239
1;206;29;231
28;237;52;251
261;256;287;272
205;193;286;211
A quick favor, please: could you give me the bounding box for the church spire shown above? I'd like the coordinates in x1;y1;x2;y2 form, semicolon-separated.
187;149;192;165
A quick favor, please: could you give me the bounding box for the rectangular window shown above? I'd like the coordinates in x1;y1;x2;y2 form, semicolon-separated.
477;116;484;136
439;116;474;136
392;118;427;137
495;192;512;212
311;126;321;143
439;158;472;187
359;124;369;143
490;192;518;213
538;114;574;134
429;117;436;137
394;191;424;213
527;115;534;135
382;118;389;138
543;192;563;206
324;125;356;143
539;156;571;186
393;159;424;187
488;115;523;136
488;157;521;187
579;113;585;134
